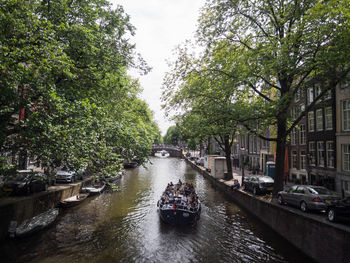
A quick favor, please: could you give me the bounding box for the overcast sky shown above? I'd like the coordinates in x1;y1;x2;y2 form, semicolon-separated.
110;0;205;135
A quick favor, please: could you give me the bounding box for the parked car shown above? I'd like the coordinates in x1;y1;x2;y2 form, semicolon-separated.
2;171;48;195
195;157;204;166
243;175;274;195
55;167;76;183
277;185;340;212
326;196;350;223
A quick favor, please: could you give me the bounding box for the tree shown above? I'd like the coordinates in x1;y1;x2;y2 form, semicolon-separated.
193;0;350;194
163;44;247;179
163;126;183;146
0;0;159;177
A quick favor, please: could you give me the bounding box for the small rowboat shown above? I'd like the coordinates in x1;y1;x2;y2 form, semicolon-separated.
8;208;59;238
59;193;89;208
81;182;106;196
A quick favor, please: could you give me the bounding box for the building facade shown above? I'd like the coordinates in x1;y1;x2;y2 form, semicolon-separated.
306;85;337;190
335;82;350;195
288;88;308;184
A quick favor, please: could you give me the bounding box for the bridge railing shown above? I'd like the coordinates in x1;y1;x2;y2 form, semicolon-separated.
152;144;181;151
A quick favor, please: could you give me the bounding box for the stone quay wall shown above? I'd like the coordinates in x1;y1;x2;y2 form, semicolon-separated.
0;180;91;242
186;158;350;263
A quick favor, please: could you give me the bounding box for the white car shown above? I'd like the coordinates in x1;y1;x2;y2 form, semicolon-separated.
56;168;75;183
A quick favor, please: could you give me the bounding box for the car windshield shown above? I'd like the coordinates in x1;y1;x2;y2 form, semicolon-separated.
308;187;332;195
259;176;274;183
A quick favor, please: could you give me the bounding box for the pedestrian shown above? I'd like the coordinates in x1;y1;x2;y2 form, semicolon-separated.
231;179;240;190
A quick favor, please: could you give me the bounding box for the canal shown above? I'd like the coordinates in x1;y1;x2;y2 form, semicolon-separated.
2;157;313;263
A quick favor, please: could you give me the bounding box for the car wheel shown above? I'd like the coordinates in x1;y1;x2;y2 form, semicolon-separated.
300;201;307;212
253;187;257;195
277;195;285;205
327;208;336;222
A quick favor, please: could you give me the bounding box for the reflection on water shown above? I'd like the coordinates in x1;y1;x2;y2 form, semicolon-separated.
1;157;312;263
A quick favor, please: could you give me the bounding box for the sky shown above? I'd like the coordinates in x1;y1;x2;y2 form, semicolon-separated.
110;0;206;135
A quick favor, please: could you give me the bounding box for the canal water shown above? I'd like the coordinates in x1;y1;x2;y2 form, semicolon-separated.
2;157;312;263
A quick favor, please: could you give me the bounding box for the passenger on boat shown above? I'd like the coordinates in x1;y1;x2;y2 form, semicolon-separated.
159;182;200;211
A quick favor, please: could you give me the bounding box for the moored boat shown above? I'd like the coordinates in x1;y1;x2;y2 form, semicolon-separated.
8;208;59;238
81;182;106;195
157;180;201;225
59;193;89;208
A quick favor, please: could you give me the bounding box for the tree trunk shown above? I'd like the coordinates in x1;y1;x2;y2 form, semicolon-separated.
273;117;287;196
224;136;233;180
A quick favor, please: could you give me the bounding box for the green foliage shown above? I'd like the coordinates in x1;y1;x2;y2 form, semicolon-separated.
163;0;350;192
0;0;161;176
163;126;183;146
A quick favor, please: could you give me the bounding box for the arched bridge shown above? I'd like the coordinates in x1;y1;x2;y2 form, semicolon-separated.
151;145;183;158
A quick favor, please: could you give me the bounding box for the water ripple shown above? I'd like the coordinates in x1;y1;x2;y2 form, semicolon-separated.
4;157;313;263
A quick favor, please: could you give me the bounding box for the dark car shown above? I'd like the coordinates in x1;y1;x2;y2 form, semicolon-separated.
327;196;350;223
243;176;274;195
2;171;48;196
278;185;340;212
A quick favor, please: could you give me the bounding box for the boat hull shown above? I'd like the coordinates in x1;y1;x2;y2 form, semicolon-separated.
123;162;138;168
9;208;59;238
158;207;200;225
81;184;106;195
59;193;89;208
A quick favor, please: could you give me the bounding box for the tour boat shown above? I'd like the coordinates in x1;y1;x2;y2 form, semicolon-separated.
59;193;89;208
8;208;59;238
157;181;201;225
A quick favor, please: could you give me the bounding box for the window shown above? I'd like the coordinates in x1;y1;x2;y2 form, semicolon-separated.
326;141;334;168
291;128;297;145
308;111;314;132
342;99;350;131
292;151;297;168
343;145;350;172
342;180;350;195
307;87;314;105
325;90;332;100
249;136;253;153
315;85;322;98
316;109;323;131
317;141;325;167
299;124;306;145
253;137;258;153
240;135;245;149
295;89;300;102
309;142;316;166
340;77;349;89
290;107;297;120
289;185;298;193
325;107;333;130
300;152;306;170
